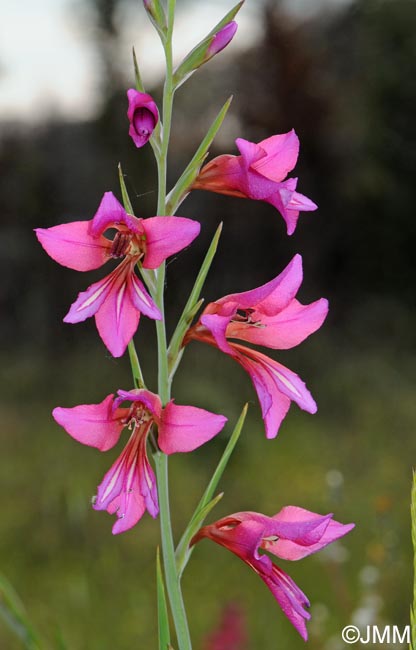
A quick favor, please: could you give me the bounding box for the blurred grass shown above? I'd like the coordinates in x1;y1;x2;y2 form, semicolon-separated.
1;328;415;649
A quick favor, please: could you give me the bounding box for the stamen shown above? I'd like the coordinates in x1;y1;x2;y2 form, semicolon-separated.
231;308;264;327
110;231;133;258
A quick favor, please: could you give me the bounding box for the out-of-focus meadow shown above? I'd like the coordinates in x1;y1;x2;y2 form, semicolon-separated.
1;0;415;648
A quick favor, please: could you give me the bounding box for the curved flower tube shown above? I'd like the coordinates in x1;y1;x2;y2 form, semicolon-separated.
53;388;227;534
192;130;317;235
191;507;354;640
35;191;200;357
185;254;328;438
127;89;159;148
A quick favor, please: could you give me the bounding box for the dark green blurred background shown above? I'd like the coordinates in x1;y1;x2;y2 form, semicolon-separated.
1;0;415;648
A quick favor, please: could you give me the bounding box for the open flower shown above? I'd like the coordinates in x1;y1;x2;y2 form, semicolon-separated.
35;191;200;357
192;507;354;640
186;254;328;438
127;89;159;148
193;129;317;235
53;388;227;534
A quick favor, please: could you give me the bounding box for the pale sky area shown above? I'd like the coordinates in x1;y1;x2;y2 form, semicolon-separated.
0;0;353;122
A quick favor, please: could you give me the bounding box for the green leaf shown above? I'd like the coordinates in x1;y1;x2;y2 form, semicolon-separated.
175;404;248;575
118;163;135;215
156;548;171;650
168;223;223;380
132;47;146;93
166;96;232;214
410;470;416;650
0;574;43;650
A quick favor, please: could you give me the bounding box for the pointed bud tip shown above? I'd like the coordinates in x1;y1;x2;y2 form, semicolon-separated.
208;21;238;58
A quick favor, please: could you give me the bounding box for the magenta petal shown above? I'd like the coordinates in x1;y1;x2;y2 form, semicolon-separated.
260;564;310;640
289;190;318;213
116;388;162;421
95;272;140;358
94;435;147;534
235;346;291;438
200;309;236;354
128;273;162;320
270;507;355;560
52;394;125;451
90;191;131;237
109;491;147;535
137;435;159;517
252;130;300;183
141;217;200;269
230;298;329;349
158;402;227;454
232;343;316;438
64;265;124;324
217;255;303;315
35;221;110;271
235;138;265;167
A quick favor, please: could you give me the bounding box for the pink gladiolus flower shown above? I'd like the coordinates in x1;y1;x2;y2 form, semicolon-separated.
53;388;227;534
127;89;159;148
35;191;200;357
185;254;328;438
192;507;354;640
193;129;317;235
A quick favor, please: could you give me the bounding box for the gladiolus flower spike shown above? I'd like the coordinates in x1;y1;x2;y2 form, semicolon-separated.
127;89;159;148
53;388;227;534
185;254;328;438
193;129;317;235
35;191;200;357
191;508;354;640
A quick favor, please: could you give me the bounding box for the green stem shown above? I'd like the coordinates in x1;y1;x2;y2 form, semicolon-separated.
152;1;193;647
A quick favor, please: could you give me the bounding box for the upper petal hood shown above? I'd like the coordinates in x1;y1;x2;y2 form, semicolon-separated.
251;130;300;182
267;506;355;560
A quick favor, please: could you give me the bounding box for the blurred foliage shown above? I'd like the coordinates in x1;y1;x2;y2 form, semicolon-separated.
1;0;415;648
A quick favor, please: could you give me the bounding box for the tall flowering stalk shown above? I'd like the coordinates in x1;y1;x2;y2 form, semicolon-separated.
35;1;354;647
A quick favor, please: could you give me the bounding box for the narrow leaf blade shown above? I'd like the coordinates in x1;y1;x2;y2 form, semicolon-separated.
168;223;223;378
176;405;248;574
166;97;232;214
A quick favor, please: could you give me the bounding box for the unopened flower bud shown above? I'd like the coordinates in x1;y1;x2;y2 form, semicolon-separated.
173;20;238;89
142;0;167;34
127;89;159;148
206;21;238;60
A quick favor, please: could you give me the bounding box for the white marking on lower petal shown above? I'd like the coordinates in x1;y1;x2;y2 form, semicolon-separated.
100;460;125;503
132;277;151;307
268;365;301;398
77;276;113;311
116;282;127;324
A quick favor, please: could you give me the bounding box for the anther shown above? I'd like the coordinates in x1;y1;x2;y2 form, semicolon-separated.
110;231;133;258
